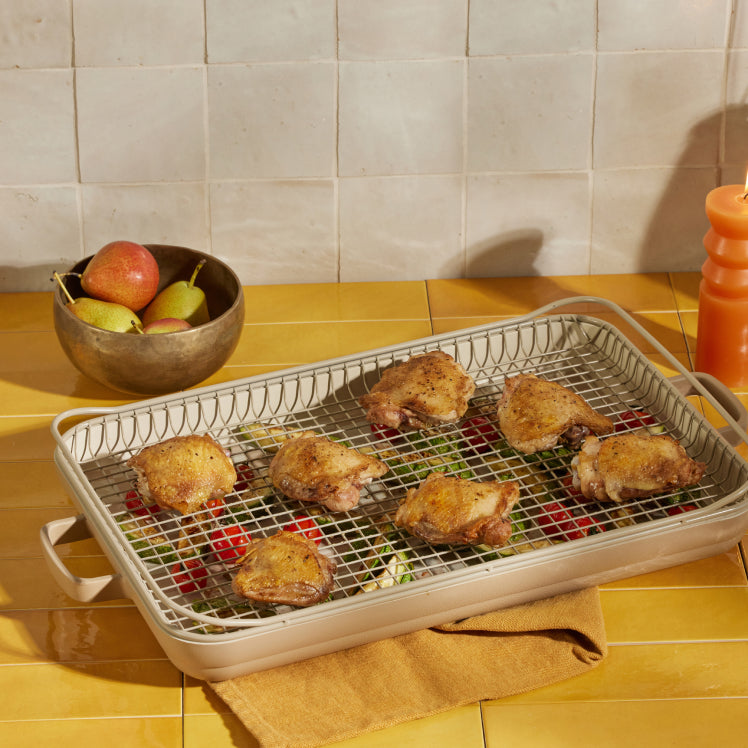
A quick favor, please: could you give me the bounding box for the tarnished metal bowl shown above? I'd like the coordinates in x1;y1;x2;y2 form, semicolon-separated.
53;245;244;396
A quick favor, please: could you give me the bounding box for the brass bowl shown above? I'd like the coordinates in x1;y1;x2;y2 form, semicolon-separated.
53;244;244;396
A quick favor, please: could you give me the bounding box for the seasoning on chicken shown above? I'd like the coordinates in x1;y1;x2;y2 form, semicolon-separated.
571;432;706;503
231;530;336;607
268;432;389;511
496;373;614;454
394;472;520;547
127;434;236;515
359;350;476;432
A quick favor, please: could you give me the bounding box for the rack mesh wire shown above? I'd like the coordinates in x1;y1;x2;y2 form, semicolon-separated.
55;312;748;635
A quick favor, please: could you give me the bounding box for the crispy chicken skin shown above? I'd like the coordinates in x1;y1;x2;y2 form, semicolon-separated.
359;350;476;432
127;434;236;515
394;472;520;547
572;432;706;503
231;531;336;607
268;433;389;511
496;373;614;454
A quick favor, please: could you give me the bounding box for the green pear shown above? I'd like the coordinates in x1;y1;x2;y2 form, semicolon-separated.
79;240;160;312
143;317;192;334
142;259;210;327
55;272;142;333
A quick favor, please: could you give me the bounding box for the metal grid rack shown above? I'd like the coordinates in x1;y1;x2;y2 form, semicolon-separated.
53;304;748;636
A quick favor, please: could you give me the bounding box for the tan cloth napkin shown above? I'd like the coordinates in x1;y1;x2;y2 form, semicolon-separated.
210;586;607;748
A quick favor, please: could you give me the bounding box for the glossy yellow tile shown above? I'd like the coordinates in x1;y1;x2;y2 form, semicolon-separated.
184;675;232;715
0;507;102;559
482;699;748;747
0;661;181;720
0;460;75;509
426;273;676;319
589;311;688;354
228;320;434;367
0;716;182;747
0;607;165;664
0;291;54;331
497;641;748;703
669;271;701;311
600;546;747;588
0;556;125;610
0;415;65;460
242;281;430;323
600;587;748;643
184;714;261;748
0;558;124;610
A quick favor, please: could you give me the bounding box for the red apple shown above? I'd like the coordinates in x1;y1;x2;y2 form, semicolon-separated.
80;240;159;312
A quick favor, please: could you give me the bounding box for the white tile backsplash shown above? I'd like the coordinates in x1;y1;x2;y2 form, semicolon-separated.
597;0;729;51
467;55;594;172
466;173;591;277
80;183;209;255
0;0;72;69
73;0;205;66
339;60;464;176
206;0;336;63
338;0;467;60
0;186;82;290
339;176;464;281
208;63;336;179
593;51;724;168
591;167;715;273
469;0;595;55
76;67;205;183
0;70;77;184
0;0;743;290
210;180;338;284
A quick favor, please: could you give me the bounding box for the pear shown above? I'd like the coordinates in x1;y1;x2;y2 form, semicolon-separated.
54;272;142;333
142;259;210;327
79;240;160;312
143;318;192;334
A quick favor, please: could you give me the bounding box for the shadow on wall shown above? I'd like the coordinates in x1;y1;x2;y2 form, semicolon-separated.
466;229;545;279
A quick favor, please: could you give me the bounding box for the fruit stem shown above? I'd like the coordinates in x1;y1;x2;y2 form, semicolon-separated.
188;259;207;289
132;321;145;334
53;272;77;305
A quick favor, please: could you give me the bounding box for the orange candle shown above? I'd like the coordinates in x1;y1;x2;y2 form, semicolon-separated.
695;180;748;387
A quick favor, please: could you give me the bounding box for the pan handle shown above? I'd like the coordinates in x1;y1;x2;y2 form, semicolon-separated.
40;514;131;603
669;372;748;447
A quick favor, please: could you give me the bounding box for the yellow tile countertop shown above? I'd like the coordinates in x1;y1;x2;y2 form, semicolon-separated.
1;272;747;747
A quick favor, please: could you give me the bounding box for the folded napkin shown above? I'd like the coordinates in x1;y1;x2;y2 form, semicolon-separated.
211;586;607;748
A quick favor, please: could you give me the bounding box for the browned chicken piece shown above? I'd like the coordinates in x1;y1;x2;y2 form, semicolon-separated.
571;432;706;503
394;472;520;547
358;350;476;432
231;530;336;607
496;373;614;454
268;433;389;511
127;434;237;515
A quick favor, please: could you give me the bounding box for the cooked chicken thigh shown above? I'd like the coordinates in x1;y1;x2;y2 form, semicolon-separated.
496;373;614;454
359;350;475;432
269;433;389;511
232;531;336;607
571;432;706;503
394;472;520;547
127;434;237;515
